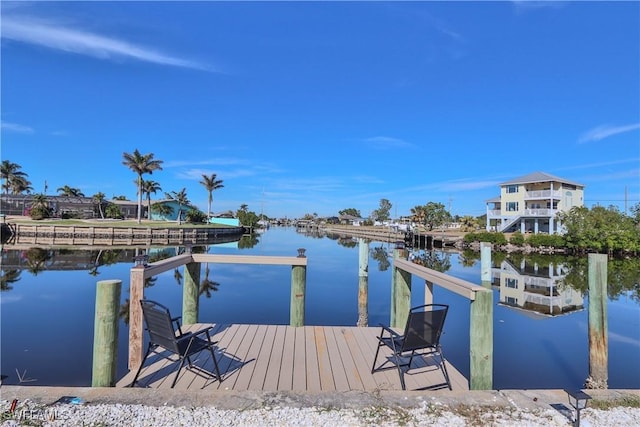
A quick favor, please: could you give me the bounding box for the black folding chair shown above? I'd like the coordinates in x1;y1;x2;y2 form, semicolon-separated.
371;304;452;390
130;300;222;388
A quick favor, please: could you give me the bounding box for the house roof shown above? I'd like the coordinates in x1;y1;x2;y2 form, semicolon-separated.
485;196;501;203
499;171;584;187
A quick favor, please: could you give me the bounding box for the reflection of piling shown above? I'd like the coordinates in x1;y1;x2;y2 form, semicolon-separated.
92;279;122;387
391;247;410;329
587;253;608;389
183;262;200;325
357;239;369;327
290;249;307;327
480;242;492;288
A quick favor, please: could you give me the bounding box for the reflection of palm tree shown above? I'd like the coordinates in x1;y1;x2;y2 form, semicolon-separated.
119;299;130;325
458;250;479;267
88;266;100;276
1;269;21;291
174;268;183;285
370;246;391;271
411;251;452;273
238;234;260;249
24;248;52;275
144;276;157;288
199;264;220;298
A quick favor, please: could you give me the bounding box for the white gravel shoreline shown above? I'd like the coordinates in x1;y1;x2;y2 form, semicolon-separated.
2;399;640;427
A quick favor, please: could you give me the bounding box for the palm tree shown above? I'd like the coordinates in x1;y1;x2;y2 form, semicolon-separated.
1;160;28;194
122;149;164;224
141;180;162;220
165;188;189;225
57;185;84;197
92;192;106;219
199;174;224;220
9;175;32;194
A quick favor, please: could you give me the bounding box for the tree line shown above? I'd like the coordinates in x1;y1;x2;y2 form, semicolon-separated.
0;153;266;225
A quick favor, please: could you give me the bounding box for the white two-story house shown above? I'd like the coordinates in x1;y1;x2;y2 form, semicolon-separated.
485;171;584;234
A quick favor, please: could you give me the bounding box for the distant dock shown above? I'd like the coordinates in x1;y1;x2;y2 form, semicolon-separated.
321;225;463;248
1;223;245;246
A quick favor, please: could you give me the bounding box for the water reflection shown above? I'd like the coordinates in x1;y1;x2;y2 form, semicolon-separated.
491;259;584;317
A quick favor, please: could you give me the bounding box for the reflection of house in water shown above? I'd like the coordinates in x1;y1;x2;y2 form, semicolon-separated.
492;259;583;317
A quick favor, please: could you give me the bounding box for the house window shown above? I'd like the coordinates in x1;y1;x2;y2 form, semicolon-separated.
505;296;518;305
506;185;518;193
506;278;518;289
506;202;519;212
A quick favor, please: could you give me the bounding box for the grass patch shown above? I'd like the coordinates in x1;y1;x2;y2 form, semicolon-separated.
590;395;640;410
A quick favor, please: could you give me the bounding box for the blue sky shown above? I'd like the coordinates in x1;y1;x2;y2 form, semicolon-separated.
1;1;639;219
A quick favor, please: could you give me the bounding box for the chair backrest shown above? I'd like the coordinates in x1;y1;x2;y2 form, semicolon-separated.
140;300;180;354
401;304;449;352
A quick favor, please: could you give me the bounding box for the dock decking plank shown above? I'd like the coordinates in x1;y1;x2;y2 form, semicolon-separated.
303;326;321;392
292;327;307;391
313;326;335;391
262;325;286;391
117;324;469;393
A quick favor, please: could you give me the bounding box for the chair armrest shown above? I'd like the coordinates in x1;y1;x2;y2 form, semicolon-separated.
377;324;401;338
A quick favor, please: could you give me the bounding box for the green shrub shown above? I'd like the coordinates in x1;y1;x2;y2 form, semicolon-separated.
105;203;123;219
29;205;51;220
526;233;565;248
185;209;207;223
509;231;525;246
464;231;507;245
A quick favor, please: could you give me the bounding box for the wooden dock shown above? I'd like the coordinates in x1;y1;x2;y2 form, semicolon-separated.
4;223;244;246
116;323;468;392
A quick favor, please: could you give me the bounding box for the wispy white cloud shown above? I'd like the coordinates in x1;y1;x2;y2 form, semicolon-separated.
1;121;35;133
578;123;640;144
1;16;215;72
363;136;416;149
555;158;640;171
511;1;566;14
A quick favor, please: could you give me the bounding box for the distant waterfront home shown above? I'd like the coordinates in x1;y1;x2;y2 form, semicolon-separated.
485;172;584;234
149;199;199;222
109;199;139;219
0;194;97;218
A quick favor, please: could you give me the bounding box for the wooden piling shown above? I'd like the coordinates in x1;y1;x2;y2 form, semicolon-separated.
391;247;410;329
182;262;200;325
588;253;608;388
357;239;369;327
290;251;307;327
92;279;122;387
469;288;493;390
128;267;145;370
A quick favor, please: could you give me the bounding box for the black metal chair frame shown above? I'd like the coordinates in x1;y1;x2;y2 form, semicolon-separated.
371;304;452;391
130;300;222;388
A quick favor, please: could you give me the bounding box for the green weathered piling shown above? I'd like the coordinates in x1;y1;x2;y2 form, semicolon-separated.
469;288;493;390
588;253;608;389
290;252;307;327
391;248;410;329
92;279;122;387
183;262;200;325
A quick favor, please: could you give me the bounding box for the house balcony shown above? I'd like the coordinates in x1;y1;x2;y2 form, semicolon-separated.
524;190;562;200
488;208;553;219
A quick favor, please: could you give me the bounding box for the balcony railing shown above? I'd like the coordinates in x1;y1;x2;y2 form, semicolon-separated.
525;190;561;199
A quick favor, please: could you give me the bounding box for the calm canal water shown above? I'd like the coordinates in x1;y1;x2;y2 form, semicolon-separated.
1;226;639;389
